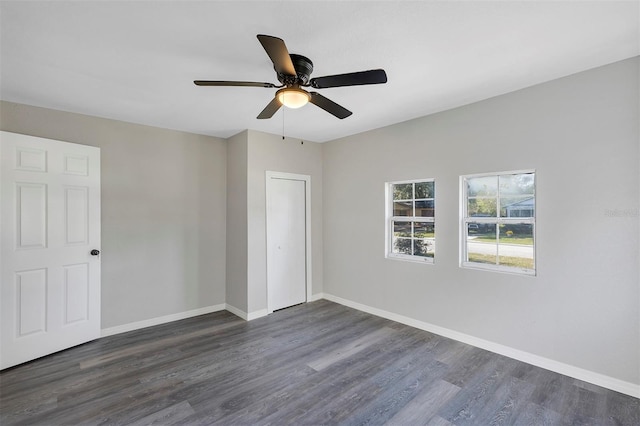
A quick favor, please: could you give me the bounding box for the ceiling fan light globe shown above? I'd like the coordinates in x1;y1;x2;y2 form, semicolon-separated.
277;87;311;109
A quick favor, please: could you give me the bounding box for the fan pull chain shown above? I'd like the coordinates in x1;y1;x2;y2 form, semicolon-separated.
282;103;285;140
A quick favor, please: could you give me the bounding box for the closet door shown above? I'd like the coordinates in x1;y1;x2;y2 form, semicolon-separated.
266;172;309;312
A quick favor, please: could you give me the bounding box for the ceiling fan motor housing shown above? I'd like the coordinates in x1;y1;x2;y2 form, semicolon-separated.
277;54;314;86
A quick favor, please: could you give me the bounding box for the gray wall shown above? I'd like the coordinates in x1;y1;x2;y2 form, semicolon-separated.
246;130;324;314
0;101;228;328
225;131;248;313
322;57;639;384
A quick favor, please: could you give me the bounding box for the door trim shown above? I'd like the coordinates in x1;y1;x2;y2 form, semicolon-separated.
265;171;312;313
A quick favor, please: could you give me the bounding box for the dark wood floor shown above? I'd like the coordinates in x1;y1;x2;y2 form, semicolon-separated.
1;300;638;425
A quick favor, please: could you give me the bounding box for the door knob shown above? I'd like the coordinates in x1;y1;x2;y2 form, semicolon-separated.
90;249;100;256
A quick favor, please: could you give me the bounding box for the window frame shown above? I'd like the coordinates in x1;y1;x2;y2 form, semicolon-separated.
386;178;436;263
460;170;536;276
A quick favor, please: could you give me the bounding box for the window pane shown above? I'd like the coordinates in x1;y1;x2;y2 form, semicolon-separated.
393;183;413;200
415;200;435;217
467;176;497;196
393;237;412;255
413;221;434;238
499;173;534;196
500;196;535;218
467;223;497;264
393;201;413;216
388;179;436;262
468;197;497;217
415;181;434;198
498;224;534;269
393;221;411;237
499;223;533;242
414;239;434;257
468;222;496;235
462;172;535;274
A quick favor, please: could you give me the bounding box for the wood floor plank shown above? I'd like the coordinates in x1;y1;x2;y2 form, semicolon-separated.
438;355;520;425
293;338;440;425
79;318;245;369
606;390;640;425
471;374;536;425
386;379;461;425
341;359;451;425
512;401;564;426
427;416;455;426
127;400;196;426
306;326;396;371
1;299;638;426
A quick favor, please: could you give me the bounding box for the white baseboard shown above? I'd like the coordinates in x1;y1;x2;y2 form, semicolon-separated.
225;304;269;321
224;303;248;320
308;292;325;302
227;296;327;321
247;309;269;321
322;293;640;398
101;304;227;337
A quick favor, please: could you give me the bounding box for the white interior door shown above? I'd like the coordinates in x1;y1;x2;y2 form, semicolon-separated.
266;172;309;312
1;131;101;369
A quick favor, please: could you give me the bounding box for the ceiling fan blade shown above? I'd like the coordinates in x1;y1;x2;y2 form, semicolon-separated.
310;69;387;89
194;80;276;88
309;92;352;119
257;34;296;76
257;97;282;119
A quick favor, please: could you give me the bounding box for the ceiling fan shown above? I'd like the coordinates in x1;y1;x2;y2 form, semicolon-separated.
194;34;388;119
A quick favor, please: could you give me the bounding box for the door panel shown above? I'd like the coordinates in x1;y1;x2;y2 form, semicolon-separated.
16;183;47;249
1;131;101;369
16;269;47;336
266;175;308;312
63;263;89;324
65;186;89;245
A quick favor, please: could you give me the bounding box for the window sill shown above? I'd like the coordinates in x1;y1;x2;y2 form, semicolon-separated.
461;261;535;276
387;254;435;264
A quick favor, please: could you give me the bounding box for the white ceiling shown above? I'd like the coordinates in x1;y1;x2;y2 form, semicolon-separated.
1;1;638;143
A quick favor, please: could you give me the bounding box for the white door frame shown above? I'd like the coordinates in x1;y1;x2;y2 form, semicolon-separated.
265;171;312;313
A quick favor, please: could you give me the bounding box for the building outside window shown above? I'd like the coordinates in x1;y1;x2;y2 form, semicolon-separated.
387;179;435;262
461;170;535;275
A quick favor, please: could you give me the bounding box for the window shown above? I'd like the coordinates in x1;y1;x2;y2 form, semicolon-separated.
387;179;435;262
461;171;535;275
